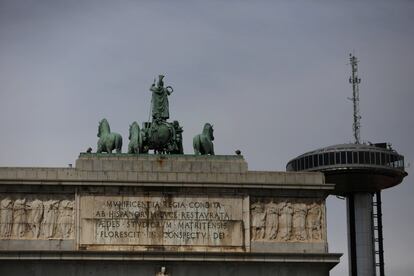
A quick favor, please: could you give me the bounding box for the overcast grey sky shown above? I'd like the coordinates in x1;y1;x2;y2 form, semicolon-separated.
1;0;413;275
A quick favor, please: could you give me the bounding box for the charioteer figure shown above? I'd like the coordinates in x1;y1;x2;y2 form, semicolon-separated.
150;75;173;122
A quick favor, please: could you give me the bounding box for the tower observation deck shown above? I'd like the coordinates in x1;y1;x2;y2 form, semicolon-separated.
286;143;406;195
286;54;408;276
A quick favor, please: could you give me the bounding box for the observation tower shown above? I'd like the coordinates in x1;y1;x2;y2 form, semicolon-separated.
286;54;407;276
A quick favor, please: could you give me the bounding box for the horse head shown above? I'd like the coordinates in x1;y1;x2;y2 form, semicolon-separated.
203;123;214;141
129;121;139;139
98;118;110;137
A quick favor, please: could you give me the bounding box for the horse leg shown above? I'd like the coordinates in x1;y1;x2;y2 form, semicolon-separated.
104;140;112;153
115;135;122;153
193;136;201;155
210;142;215;155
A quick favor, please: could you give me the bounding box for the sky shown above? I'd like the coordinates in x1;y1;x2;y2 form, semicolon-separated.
0;0;413;275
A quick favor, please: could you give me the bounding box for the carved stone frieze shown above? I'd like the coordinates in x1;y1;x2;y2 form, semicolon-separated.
250;198;325;242
0;195;74;240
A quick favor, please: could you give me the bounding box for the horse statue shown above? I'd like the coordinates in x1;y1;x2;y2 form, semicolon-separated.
128;121;142;154
193;123;215;155
96;118;123;153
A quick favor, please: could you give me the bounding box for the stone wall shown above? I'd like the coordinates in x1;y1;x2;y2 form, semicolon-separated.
0;154;340;275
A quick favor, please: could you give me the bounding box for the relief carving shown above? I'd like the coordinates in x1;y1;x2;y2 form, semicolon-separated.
278;202;293;241
251;202;266;240
293;203;307;241
27;199;44;239
0;195;74;240
42;200;60;238
250;198;325;242
264;201;279;240
12;199;28;238
57;200;74;239
0;198;13;238
307;202;322;241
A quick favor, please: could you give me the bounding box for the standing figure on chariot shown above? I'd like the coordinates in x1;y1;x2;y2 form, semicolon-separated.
150;75;173;121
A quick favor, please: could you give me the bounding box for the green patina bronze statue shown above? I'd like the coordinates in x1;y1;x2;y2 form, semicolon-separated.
97;118;123;153
150;75;173;121
193;123;215;155
171;120;184;154
125;75;184;154
139;119;183;154
127;121;142;154
95;75;216;155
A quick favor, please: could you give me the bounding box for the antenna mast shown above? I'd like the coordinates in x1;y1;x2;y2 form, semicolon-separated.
349;53;362;144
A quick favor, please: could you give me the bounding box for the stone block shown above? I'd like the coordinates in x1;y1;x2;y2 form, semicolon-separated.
274;172;286;184
206;173;217;183
46;170;57;180
285;173;296;184
37;169;47;179
0;169;7;179
112;160;122;171
196;173;209;182
180;161;192;172
16;170;26;179
251;241;327;253
227;173;241;183
191;161;202;173
254;173;266;184
117;171;127;181
216;173;227;183
210;161;222;172
93;159;103;171
75;158;84;169
230;162;241;173
142;160;152;172
152;158;172;172
221;162;232;173
127;172;138;182
87;171;99;181
0;240;75;251
201;161;211;172
82;160;93;171
136;172;148;182
245;172;257;183
147;172;158;182
26;169;37;179
78;171;89;181
186;173;197;182
177;173;187;182
158;173;168;182
314;173;325;184
295;173;305;184
133;160;143;172
240;161;248;172
167;173;177;181
122;160;133;171
102;160;113;171
97;171;108;181
7;169;17;179
107;172;118;181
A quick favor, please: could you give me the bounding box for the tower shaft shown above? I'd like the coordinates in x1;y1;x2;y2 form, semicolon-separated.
347;192;375;276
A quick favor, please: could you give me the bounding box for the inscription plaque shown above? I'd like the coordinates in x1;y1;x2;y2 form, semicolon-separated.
80;195;246;250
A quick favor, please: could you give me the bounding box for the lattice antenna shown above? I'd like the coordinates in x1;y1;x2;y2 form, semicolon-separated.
349;53;362;144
